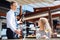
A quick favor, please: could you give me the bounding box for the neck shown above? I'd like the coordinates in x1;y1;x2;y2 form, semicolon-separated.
11;9;15;11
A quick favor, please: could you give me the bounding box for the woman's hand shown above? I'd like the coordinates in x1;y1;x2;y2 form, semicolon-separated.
42;35;49;39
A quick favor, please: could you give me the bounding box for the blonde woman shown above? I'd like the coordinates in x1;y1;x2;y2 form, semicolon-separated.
36;18;52;39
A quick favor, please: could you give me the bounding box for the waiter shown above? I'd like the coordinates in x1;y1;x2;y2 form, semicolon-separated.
6;1;21;39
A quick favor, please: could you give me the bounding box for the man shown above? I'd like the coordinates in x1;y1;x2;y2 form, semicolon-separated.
6;1;21;39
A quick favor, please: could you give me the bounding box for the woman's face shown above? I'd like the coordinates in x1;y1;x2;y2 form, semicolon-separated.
39;20;45;30
41;19;45;25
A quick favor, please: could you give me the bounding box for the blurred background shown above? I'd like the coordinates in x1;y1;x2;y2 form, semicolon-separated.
0;0;60;40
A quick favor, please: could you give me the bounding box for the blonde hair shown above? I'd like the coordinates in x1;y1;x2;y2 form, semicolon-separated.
39;18;52;34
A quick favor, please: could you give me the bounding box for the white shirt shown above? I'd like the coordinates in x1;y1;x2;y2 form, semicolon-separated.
6;9;17;32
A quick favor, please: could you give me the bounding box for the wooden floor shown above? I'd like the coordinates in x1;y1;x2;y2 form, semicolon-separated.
21;38;60;40
1;38;60;40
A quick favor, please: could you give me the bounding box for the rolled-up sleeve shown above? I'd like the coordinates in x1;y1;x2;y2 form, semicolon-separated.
17;21;20;24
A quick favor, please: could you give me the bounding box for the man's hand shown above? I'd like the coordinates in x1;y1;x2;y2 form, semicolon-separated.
19;19;22;24
15;30;21;34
